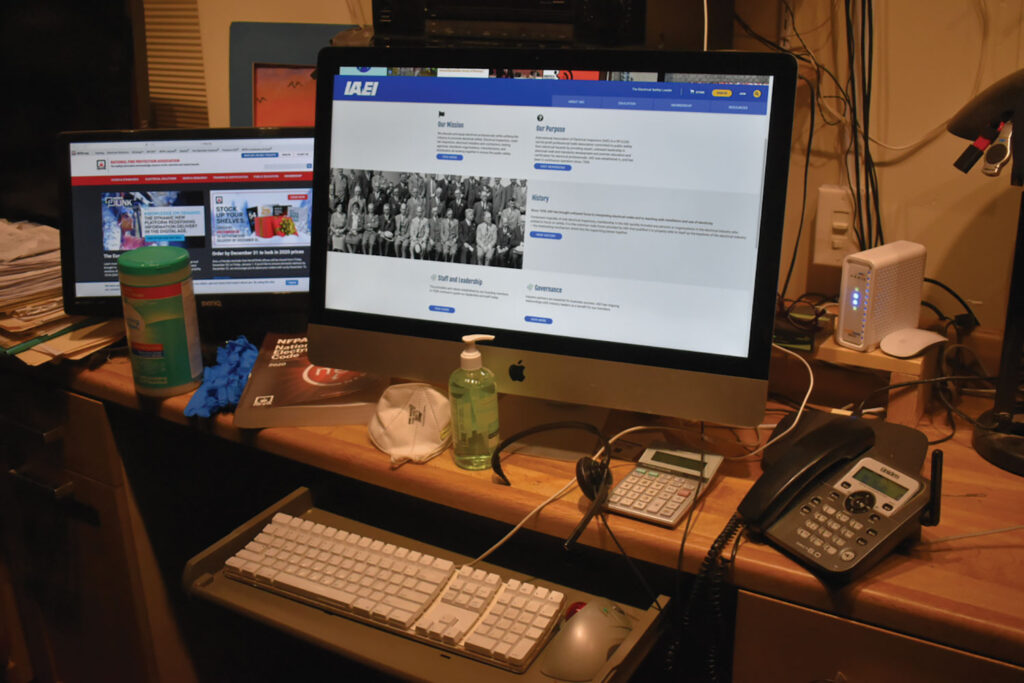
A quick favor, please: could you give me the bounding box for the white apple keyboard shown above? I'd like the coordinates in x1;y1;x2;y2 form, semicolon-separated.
223;512;564;673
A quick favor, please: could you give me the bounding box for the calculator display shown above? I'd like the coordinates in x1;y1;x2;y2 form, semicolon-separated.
650;451;706;474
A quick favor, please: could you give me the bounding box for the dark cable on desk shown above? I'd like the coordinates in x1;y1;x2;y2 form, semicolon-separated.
673;425;710;607
490;420;608;487
598;514;662;612
852;374;1000;421
779;75;817;301
924;277;981;332
678;514;744;683
920;300;948;323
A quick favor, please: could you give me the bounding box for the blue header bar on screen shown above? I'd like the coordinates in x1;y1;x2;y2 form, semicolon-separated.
333;75;769;115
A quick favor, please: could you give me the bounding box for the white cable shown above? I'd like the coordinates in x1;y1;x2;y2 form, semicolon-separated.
471;344;814;560
776;0;985;157
919;525;1024;546
733;343;815;460
468;477;578;566
702;0;709;51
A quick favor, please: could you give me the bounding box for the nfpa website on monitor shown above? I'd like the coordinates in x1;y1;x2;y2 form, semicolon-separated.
323;70;774;358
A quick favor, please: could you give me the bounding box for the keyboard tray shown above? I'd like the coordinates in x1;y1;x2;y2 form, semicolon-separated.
184;487;666;683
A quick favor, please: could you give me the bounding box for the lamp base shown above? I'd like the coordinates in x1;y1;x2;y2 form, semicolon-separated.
972;409;1024;477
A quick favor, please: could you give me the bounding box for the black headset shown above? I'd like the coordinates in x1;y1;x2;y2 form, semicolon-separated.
490;421;613;550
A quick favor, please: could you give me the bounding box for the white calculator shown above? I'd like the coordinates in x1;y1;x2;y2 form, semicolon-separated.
607;446;724;528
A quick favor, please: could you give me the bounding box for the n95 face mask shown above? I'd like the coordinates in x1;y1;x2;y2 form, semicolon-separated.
368;383;451;467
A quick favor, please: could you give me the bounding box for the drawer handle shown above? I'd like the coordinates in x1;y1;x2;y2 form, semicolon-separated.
7;468;75;500
7;468;98;525
0;415;65;445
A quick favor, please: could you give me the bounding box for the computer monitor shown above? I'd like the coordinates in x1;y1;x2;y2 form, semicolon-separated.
307;48;796;429
58;127;315;333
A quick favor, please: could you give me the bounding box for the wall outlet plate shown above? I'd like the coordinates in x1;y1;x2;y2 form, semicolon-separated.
813;185;857;267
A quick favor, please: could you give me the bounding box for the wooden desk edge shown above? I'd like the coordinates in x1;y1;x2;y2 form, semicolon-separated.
63;359;1024;667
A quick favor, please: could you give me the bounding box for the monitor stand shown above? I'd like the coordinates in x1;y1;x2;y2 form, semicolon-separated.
971;186;1024;477
496;394;611;462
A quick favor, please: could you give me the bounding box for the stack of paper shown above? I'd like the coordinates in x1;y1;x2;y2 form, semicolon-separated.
0;220;124;365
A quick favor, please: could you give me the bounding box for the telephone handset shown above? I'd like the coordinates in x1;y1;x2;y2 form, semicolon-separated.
738;415;941;582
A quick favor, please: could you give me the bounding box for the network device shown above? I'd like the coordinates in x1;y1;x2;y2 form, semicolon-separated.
834;241;927;352
306;48;797;428
57;128;315;328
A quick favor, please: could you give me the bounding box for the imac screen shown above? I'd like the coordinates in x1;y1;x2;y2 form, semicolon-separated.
59;128;315;316
308;49;796;425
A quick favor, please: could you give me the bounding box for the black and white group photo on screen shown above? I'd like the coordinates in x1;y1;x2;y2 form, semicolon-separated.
327;170;526;269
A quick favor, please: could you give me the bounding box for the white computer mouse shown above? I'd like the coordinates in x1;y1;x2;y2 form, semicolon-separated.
879;328;947;358
538;600;634;682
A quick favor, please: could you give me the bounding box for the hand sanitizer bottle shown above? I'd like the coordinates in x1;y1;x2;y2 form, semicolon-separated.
449;334;499;470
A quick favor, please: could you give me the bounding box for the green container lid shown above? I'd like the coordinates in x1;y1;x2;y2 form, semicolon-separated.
118;246;190;276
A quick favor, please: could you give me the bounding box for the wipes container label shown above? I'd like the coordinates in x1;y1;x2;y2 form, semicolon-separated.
121;279;202;391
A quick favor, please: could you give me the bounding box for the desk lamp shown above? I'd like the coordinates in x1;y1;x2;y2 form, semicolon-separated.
948;67;1024;476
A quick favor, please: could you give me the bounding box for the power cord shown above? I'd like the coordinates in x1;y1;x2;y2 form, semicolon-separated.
924;277;981;333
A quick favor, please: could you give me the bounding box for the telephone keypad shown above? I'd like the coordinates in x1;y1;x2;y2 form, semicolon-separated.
791;488;889;565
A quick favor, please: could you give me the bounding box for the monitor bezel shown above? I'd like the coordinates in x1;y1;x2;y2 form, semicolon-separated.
308;47;796;423
57;126;314;317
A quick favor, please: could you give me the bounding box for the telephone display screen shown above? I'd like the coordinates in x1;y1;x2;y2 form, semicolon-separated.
853;467;909;500
650;451;706;474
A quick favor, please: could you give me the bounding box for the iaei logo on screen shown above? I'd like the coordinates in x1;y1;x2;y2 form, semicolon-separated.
343;81;379;97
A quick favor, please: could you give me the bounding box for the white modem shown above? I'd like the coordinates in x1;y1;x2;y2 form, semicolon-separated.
835;241;927;351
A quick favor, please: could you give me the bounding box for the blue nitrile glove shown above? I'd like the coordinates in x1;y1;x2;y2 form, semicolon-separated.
184;336;259;418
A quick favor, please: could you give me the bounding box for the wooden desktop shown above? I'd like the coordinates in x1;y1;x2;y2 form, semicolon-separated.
1;351;1022;682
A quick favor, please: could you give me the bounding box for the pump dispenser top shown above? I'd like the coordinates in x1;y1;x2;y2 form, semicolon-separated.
459;334;494;370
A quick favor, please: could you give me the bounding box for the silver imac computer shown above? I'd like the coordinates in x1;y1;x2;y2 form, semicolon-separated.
307;48;796;431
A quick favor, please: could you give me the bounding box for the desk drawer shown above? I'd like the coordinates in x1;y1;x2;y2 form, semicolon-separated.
733;590;1024;683
1;383;123;487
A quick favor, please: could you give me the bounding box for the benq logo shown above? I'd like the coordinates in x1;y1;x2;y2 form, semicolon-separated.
344;81;379;97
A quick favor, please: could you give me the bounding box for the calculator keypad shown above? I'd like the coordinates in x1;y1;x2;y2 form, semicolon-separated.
607;467;702;527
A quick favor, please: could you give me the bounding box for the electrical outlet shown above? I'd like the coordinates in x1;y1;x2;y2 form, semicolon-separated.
812;185;857;267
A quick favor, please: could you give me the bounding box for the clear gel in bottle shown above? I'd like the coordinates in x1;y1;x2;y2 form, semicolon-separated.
449;334;499;470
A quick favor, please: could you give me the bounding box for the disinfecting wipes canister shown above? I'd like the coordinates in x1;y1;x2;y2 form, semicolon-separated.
118;246;203;397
